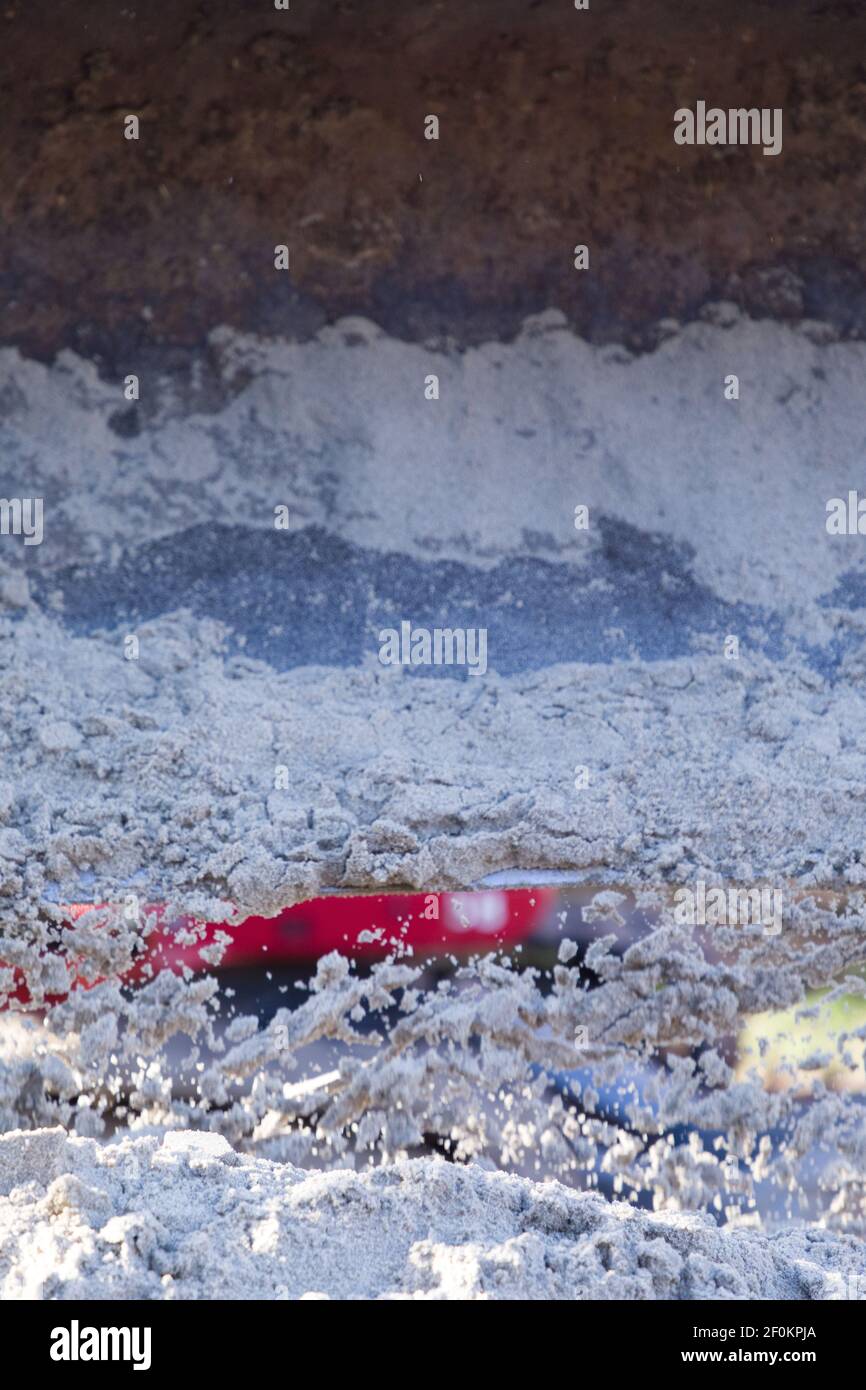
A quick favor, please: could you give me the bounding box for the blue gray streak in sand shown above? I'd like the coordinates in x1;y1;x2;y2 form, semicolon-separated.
33;517;796;678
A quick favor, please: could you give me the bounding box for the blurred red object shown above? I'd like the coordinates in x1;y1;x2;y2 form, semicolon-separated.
2;889;555;1006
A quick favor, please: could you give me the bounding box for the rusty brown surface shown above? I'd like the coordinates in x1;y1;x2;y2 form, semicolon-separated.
2;0;866;362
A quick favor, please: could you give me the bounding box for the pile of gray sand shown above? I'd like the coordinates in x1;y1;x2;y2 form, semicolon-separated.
1;1128;864;1301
